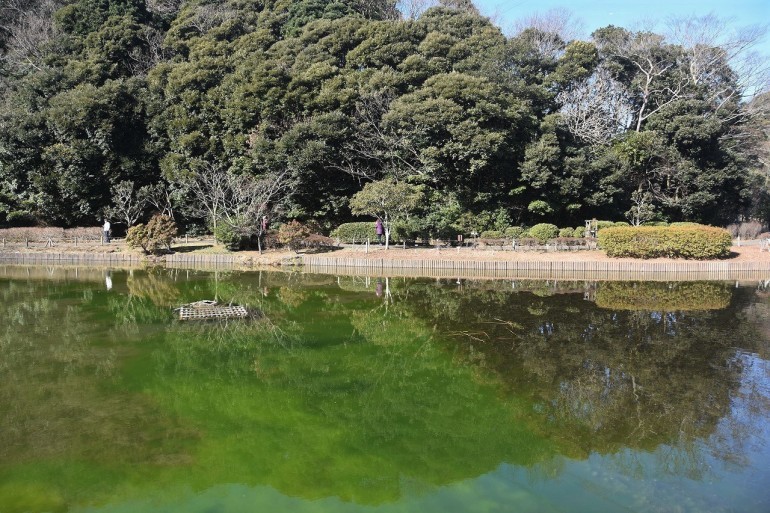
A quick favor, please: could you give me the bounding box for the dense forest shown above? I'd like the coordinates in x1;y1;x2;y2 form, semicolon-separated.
0;0;768;237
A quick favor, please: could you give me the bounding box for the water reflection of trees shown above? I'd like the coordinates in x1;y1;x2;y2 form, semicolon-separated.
394;279;768;466
107;271;558;504
3;272;769;509
0;279;190;478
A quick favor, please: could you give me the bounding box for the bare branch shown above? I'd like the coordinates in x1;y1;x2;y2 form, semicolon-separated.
106;180;146;227
510;7;585;43
329;91;424;182
180;162;291;241
146;0;184;18
666;13;769;100
397;0;439;20
557;66;634;144
0;0;60;73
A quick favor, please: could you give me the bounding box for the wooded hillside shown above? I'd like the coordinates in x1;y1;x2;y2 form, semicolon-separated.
1;0;768;235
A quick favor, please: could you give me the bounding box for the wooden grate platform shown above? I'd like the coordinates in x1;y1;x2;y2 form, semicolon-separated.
177;301;249;321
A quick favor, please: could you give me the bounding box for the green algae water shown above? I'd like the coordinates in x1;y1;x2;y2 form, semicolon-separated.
1;266;769;513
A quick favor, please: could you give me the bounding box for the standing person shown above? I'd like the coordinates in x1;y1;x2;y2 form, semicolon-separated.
375;218;384;245
103;219;111;243
261;216;269;233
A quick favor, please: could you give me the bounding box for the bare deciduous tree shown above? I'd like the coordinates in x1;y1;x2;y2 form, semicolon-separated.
666;14;769;104
511;7;585;44
0;0;60;73
357;0;400;20
184;3;237;35
182;163;291;251
397;0;438;20
181;163;228;238
625;189;656;226
146;0;184;18
557;67;633;144
596;30;688;132
126;25;170;77
331;91;424;182
139;181;175;219
106;180;146;228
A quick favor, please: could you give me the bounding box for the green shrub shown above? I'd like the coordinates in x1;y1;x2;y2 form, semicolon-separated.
214;223;248;251
480;230;504;238
573;226;585;238
126;214;177;254
598;225;732;259
558;227;575;238
642;221;669;227
330;222;375;243
612;221;630;227
504;226;526;239
528;223;559;243
390;220;420;244
527;200;553;215
595;220;616;231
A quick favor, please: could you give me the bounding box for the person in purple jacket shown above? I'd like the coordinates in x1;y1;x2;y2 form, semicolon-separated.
375;218;384;245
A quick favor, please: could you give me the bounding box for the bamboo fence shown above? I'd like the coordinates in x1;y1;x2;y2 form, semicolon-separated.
3;250;770;281
300;255;770;281
0;252;140;264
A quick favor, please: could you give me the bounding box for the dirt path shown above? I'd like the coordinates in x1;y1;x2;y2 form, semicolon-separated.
236;243;770;266
4;241;769;266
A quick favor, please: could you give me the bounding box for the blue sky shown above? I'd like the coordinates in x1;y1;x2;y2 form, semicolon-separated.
474;0;770;55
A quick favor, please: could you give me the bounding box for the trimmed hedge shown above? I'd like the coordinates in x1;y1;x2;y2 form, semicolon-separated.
504;226;527;239
598;225;732;259
330;222;376;243
528;223;559;243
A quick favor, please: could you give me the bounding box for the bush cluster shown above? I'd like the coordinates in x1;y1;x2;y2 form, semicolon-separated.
278;221;313;251
598;225;732;259
504;226;526;238
330;222;376;243
126;215;178;254
214;223;250;251
528;223;559;243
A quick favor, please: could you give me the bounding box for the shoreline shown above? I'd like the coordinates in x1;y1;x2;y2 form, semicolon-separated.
2;243;770;281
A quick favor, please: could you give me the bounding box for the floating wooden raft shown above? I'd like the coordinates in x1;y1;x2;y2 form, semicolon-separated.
177;300;249;321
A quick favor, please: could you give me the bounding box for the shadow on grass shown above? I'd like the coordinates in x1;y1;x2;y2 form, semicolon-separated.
171;244;215;253
300;246;344;255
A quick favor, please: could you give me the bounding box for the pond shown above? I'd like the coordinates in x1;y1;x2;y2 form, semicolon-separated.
1;266;769;513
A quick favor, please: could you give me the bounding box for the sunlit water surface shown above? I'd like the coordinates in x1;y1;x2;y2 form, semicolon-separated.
1;266;769;513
